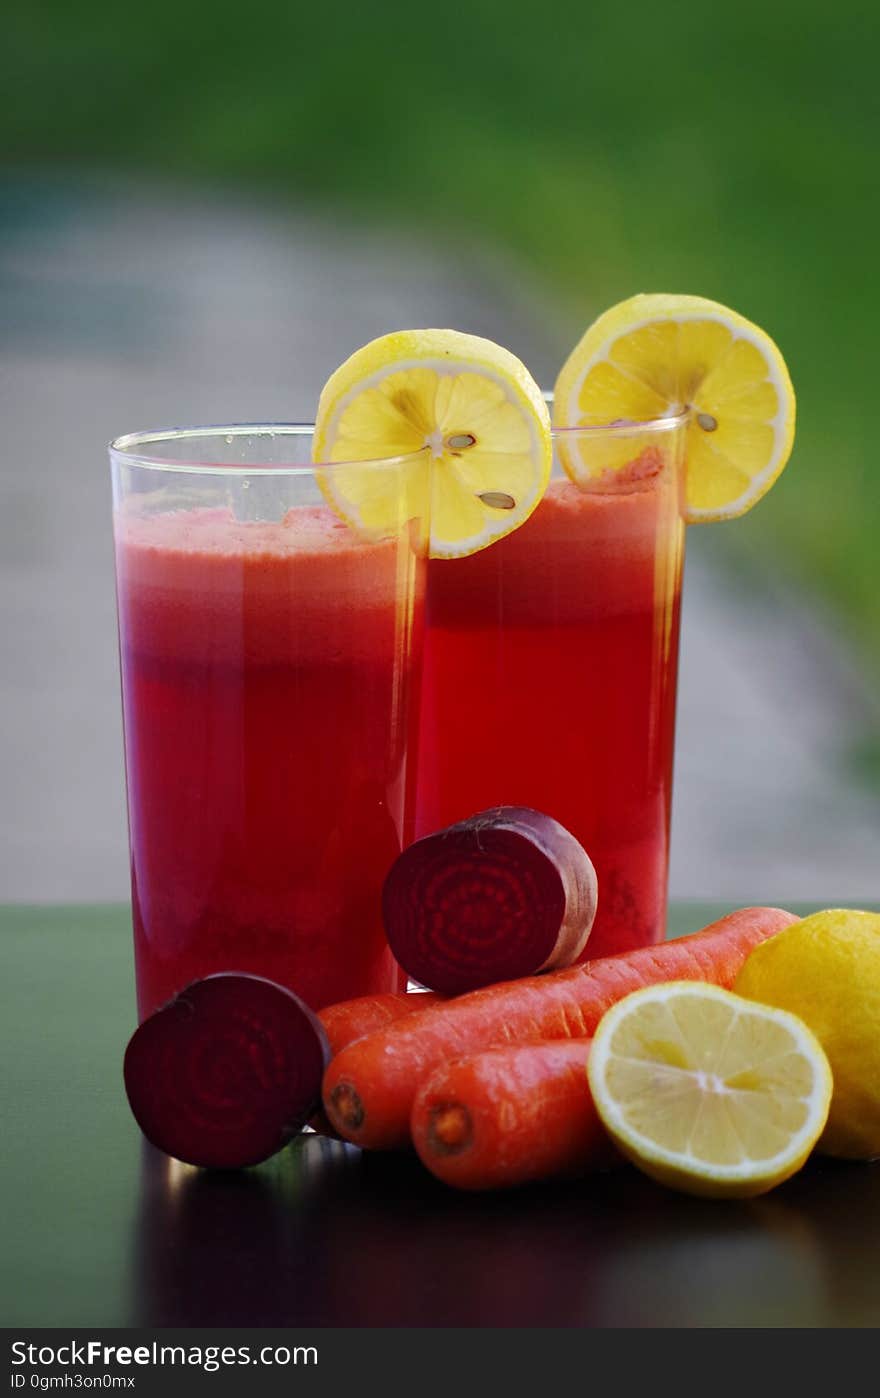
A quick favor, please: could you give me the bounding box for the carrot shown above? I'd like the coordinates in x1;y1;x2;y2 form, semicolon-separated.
319;990;444;1056
323;906;797;1150
310;989;444;1136
411;1039;617;1190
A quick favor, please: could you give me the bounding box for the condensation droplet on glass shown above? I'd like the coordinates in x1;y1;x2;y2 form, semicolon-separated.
225;435;234;445
242;479;250;490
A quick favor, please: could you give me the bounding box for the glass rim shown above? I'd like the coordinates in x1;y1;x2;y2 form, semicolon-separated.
543;388;689;436
108;423;432;477
109;410;689;477
550;411;689;437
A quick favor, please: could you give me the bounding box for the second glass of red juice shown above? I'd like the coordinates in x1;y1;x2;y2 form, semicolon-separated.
111;426;429;1020
416;414;687;958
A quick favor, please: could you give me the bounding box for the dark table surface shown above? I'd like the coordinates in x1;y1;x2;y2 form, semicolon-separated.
3;902;879;1329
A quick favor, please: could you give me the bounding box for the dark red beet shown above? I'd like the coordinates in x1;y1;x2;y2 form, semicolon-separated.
382;807;598;995
123;973;330;1169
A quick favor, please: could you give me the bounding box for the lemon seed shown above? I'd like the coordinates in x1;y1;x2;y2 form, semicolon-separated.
477;491;516;510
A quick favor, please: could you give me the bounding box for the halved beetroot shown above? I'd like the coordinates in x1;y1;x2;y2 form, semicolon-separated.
123;973;330;1169
382;806;598;994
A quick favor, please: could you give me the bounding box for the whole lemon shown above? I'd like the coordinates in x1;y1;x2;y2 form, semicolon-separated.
734;909;880;1159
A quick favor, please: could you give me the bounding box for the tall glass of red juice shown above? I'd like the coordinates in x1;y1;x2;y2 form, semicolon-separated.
416;414;687;959
110;425;429;1020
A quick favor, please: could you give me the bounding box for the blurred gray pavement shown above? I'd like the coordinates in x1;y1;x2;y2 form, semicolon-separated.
1;175;878;904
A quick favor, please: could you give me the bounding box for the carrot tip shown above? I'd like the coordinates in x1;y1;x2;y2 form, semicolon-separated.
329;1081;365;1132
427;1102;473;1155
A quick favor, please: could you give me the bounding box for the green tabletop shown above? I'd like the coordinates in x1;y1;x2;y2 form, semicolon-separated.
2;902;879;1328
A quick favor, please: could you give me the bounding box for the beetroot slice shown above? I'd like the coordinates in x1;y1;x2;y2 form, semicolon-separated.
382;806;598;995
123;973;330;1169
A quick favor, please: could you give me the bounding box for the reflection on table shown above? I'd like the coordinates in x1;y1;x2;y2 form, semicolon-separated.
131;1134;880;1327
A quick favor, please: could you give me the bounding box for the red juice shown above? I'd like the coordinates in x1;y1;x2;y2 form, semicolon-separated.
115;504;423;1020
416;449;685;958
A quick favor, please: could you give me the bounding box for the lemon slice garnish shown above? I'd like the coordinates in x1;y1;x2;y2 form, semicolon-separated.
314;329;552;558
553;293;796;522
588;981;832;1198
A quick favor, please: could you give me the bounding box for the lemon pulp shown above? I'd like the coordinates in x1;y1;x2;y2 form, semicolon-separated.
588;981;832;1198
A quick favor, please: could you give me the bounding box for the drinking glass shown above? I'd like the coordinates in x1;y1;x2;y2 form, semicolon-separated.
416;413;687;957
110;425;429;1019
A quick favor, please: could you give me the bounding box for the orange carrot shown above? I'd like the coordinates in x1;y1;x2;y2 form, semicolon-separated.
310;990;444;1136
411;1039;617;1190
319;990;444;1056
323;906;797;1150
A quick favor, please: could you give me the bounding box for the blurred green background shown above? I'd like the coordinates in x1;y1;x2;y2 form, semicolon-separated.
5;0;879;669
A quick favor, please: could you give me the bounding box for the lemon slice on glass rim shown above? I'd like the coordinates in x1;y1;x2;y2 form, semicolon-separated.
313;329;552;558
553;293;796;522
588;981;832;1199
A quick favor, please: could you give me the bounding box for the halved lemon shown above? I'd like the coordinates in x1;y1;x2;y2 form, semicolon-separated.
553;293;796;522
588;982;832;1198
313;329;552;558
